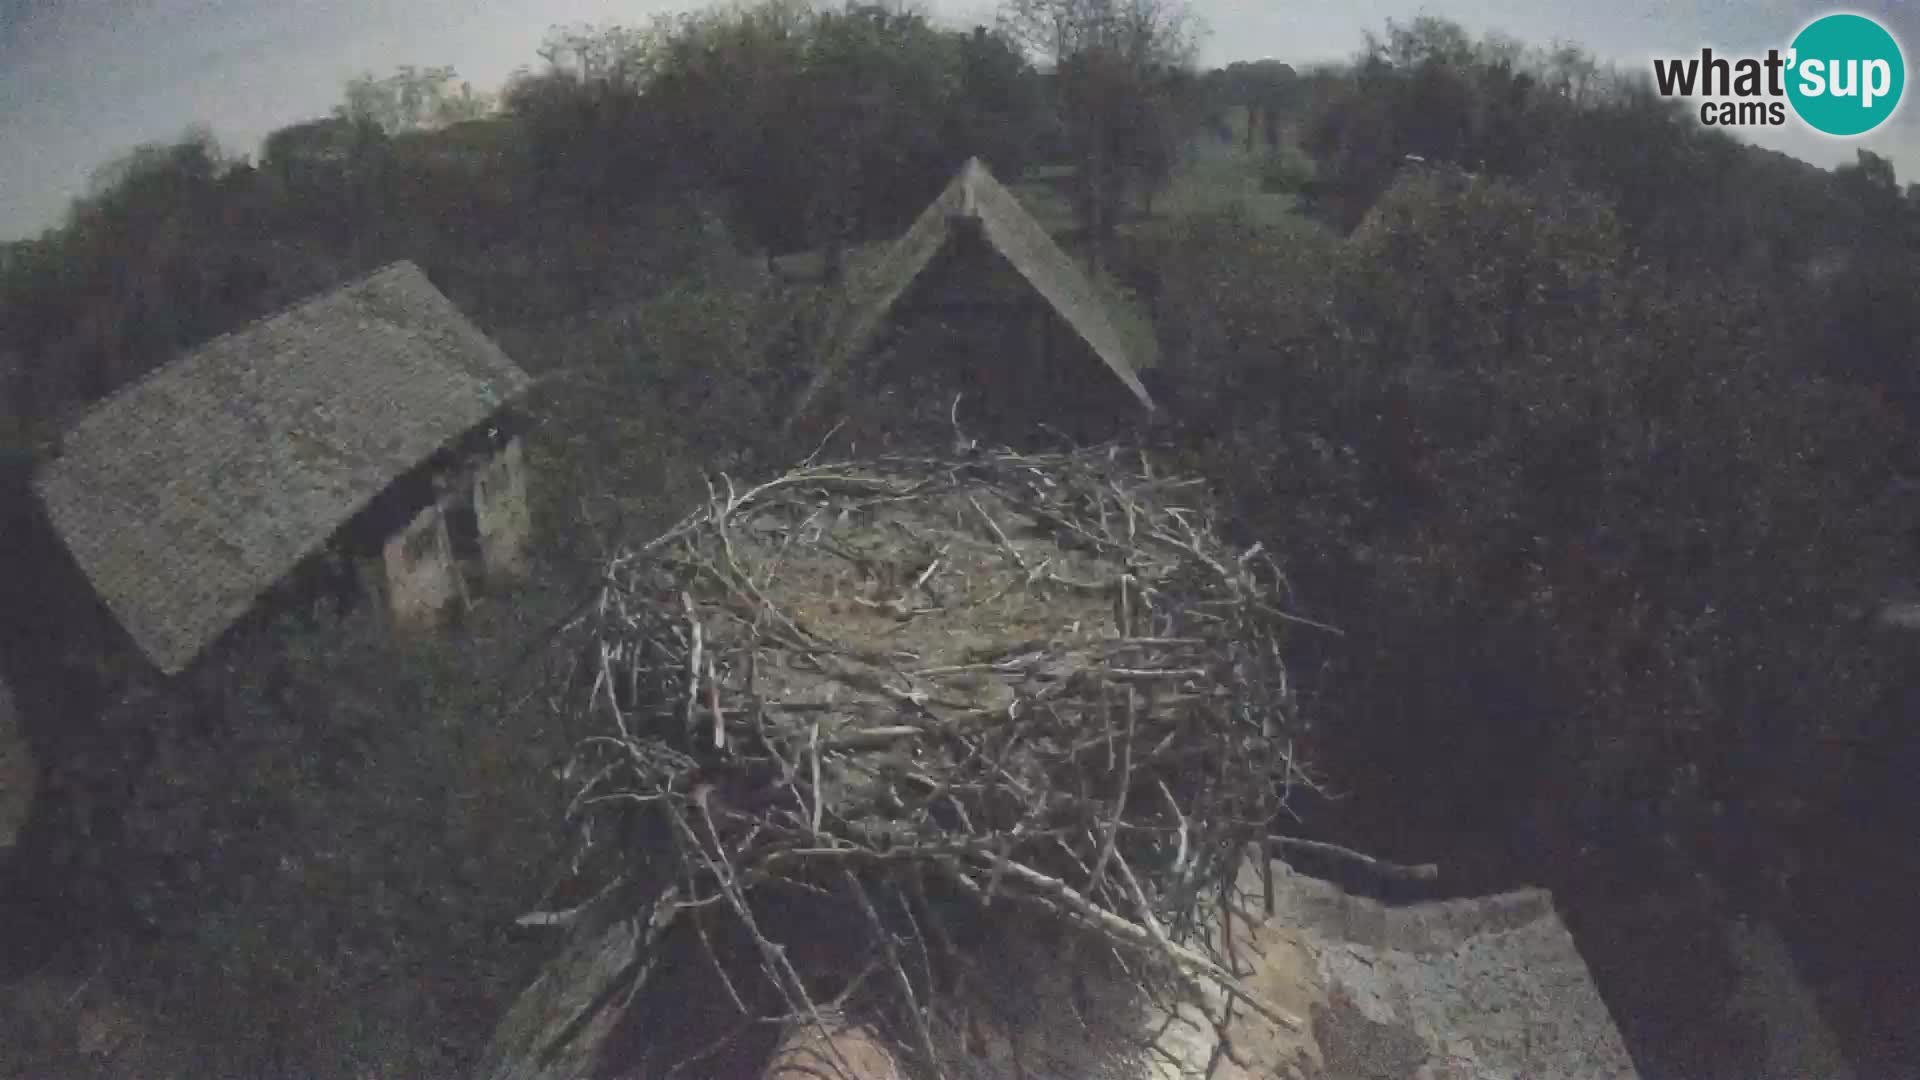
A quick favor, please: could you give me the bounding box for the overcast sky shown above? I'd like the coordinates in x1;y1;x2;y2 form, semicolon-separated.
2;0;1917;240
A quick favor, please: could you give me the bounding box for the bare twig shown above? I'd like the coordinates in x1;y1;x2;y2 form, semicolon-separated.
952;853;1305;1033
847;871;945;1080
684;591;704;739
536;441;1317;1071
1268;835;1439;883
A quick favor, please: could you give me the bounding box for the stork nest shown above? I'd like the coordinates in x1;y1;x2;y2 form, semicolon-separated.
546;442;1328;1077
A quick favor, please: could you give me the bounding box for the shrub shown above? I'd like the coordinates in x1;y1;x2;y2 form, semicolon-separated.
1154;168;1908;900
1257;147;1317;193
1123;206;1342;417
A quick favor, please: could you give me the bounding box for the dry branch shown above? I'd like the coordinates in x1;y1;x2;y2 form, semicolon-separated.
521;441;1326;1077
1268;835;1440;884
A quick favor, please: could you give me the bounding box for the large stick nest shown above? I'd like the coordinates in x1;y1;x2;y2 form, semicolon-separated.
548;442;1325;1077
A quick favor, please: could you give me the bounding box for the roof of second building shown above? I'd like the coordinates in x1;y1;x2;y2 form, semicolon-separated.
791;157;1156;425
34;261;530;674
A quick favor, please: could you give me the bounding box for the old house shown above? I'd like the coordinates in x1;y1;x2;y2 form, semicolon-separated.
32;261;533;676
787;157;1158;445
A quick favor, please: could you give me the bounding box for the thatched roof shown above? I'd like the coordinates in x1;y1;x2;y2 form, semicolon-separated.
34;261;530;674
791;158;1156;425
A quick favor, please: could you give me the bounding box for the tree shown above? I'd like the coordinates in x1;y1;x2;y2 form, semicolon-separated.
1209;59;1296;151
1296;19;1729;239
336;65;493;135
636;1;834;257
81;126;233;208
635;2;1014;270
786;5;966;274
433;81;496;126
1161;157;1909;938
534;20;665;90
501;19;691;216
1816;150;1920;417
952;26;1046;178
261;115;389;198
1300;58;1403;228
1054;48;1187;232
1542;40;1601;107
498;4;1043;268
1364;14;1476;70
999;0;1204;264
0;130;290;411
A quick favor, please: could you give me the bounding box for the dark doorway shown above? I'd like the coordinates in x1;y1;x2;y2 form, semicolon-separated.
445;498;481;563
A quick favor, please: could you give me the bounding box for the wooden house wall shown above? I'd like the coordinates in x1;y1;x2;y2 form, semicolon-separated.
381;500;465;628
472;437;531;579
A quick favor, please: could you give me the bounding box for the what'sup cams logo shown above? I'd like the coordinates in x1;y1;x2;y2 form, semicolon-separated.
1652;13;1905;136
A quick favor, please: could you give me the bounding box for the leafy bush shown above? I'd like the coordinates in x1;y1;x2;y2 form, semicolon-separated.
19;586;596;1078
1124;205;1342;411
1257;147;1316;193
1151;168;1908;904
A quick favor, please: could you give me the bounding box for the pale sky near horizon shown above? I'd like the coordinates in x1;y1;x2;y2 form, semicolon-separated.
2;0;1917;241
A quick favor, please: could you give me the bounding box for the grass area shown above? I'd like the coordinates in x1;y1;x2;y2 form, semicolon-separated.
1152;149;1301;229
3;590;589;1078
1006;175;1083;237
1013;133;1310;246
1006;143;1322;380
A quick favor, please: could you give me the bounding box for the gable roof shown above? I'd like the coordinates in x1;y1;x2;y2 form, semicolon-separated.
789;157;1156;426
34;261;530;674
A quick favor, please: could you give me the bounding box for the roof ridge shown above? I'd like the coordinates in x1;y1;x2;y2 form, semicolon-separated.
786;156;1156;429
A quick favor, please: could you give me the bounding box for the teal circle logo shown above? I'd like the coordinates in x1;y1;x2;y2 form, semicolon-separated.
1787;14;1905;136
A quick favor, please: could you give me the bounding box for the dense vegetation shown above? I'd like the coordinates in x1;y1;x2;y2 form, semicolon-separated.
1137;19;1920;1073
3;3;1918;1077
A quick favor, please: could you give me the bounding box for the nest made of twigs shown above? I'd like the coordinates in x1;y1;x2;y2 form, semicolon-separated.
548;442;1326;1077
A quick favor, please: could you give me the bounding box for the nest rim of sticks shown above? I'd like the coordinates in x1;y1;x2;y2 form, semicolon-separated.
539;440;1330;1078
